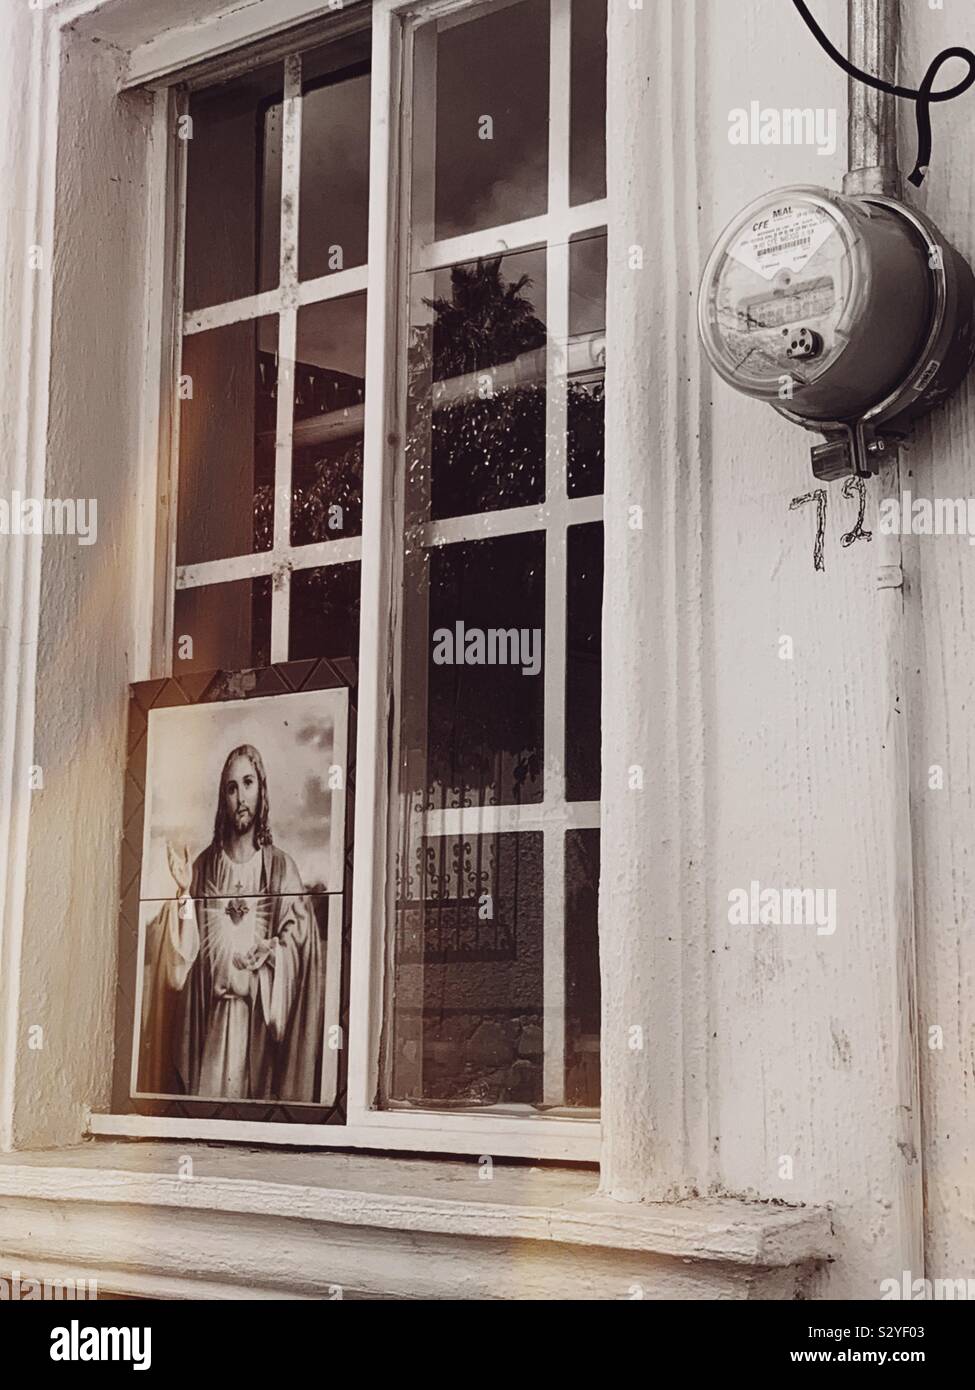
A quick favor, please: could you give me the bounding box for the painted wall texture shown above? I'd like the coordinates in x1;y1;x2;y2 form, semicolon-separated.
698;0;907;1300
901;0;975;1293
707;0;975;1295
605;0;972;1298
0;0;971;1300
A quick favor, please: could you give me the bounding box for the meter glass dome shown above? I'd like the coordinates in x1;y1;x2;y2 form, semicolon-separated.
699;186;933;423
701;193;855;397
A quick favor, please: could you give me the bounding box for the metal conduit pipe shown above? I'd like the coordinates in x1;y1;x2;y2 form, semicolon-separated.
843;0;902;197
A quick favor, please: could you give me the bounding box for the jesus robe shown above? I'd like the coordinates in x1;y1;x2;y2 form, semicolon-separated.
139;843;324;1103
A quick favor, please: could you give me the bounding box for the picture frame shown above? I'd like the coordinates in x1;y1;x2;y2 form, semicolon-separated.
112;661;353;1118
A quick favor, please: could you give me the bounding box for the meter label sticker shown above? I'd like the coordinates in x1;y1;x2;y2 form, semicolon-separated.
728;204;838;281
912;359;941;393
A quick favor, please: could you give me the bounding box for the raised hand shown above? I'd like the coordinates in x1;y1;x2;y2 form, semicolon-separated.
166;841;192;895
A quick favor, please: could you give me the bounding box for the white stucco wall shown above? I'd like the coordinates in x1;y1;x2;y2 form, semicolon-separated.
704;0;975;1295
0;0;46;1154
702;1;913;1301
605;0;973;1297
3;18;155;1149
901;0;975;1289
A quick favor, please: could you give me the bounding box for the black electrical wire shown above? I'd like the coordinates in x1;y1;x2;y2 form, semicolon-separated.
791;0;975;186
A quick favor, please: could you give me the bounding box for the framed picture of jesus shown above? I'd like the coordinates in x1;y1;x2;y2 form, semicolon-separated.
123;669;349;1109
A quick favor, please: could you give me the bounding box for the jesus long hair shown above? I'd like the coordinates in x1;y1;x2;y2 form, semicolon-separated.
213;743;273;849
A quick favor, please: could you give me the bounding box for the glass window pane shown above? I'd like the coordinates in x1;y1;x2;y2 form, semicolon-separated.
183;64;284;311
567;381;604;499
569;231;607;339
565;828;600;1107
172;577;271;673
299;47;371;282
567;232;606;498
391;831;544;1104
408;249;548;523
382;0;609;1124
570;0;607;207
291;295;366;546
288;562;361;669
177;316;278;567
413;0;550;243
400;531;545;815
565;522;603;802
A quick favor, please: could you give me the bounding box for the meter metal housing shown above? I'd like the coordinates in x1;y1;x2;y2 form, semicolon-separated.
698;187;975;481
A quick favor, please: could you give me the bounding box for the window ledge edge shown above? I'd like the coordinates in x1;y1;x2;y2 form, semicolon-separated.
0;1142;833;1299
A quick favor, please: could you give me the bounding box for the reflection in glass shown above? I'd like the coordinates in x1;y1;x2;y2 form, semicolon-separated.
567;232;606;498
299;57;371;282
288;561;361;671
565;523;603;802
414;0;550;242
570;0;608;207
177;317;278;566
386;0;609;1119
565;829;600;1107
391;832;544;1105
567;382;604;499
401;531;545;814
408;249;548;522
183;64;283;310
569;231;607;339
172;577;271;674
291;295;366;545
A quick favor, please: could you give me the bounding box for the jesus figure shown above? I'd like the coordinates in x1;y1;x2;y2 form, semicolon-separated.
139;744;325;1102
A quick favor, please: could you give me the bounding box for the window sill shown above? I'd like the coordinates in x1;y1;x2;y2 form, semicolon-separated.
87;1109;601;1162
0;1141;832;1299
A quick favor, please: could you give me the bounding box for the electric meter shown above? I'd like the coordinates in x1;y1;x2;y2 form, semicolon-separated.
698;186;975;480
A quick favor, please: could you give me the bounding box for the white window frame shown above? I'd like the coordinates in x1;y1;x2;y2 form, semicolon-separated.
88;0;606;1163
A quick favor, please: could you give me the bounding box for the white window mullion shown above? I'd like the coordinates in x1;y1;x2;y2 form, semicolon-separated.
270;54;302;663
296;263;369;307
319;894;345;1107
159;88;189;678
182;264;369;337
414;493;602;551
182;288;283;337
177;553;275;591
347;0;400;1124
270;302;297;663
288;536;363;573
425;799;600;838
278;53;302;295
541;0;573;1108
415;200;607;273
